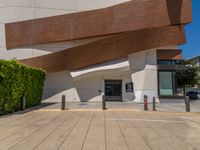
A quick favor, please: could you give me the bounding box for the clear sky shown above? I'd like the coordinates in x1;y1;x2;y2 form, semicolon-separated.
179;0;200;59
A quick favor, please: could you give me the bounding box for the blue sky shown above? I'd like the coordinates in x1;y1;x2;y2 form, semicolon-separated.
179;0;200;58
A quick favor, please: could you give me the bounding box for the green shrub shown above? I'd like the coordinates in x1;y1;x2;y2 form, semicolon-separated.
0;60;46;112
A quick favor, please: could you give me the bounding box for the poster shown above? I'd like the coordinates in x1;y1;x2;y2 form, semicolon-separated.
125;82;133;92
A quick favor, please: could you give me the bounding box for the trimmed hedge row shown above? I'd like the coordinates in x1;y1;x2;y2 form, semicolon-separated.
0;60;46;112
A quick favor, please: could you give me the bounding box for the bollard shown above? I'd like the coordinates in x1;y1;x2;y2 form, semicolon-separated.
144;95;148;111
61;95;66;110
20;96;26;111
102;95;106;110
185;96;190;112
152;97;156;111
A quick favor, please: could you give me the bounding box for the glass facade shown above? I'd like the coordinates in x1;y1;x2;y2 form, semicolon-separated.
157;60;179;97
158;72;177;96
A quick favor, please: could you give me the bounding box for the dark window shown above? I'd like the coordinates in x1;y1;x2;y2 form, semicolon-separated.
157;60;179;65
104;80;122;101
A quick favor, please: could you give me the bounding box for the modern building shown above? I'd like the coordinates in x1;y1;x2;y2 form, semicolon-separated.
0;0;192;102
191;56;200;66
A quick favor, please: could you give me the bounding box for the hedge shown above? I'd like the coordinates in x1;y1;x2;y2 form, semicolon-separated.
0;60;46;113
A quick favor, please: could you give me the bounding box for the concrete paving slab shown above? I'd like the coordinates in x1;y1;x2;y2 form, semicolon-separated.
0;108;200;150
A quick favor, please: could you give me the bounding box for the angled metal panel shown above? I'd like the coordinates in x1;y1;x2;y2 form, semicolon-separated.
5;0;191;48
19;25;186;72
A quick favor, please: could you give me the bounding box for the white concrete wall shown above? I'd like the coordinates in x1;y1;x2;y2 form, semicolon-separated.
43;66;134;102
43;70;79;102
43;47;179;103
128;49;158;102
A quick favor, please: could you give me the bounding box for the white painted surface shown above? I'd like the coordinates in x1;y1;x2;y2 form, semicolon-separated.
0;0;34;7
43;62;134;102
129;49;158;102
43;48;162;103
71;58;129;78
0;23;5;47
35;0;76;10
43;70;79;102
0;47;33;60
0;7;34;23
34;9;77;19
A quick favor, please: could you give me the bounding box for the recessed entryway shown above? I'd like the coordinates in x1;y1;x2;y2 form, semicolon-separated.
104;80;122;101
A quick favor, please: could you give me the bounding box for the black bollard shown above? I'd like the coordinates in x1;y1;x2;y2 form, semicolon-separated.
102;95;106;110
185;96;190;112
20;96;26;111
61;95;66;110
144;95;148;111
152;97;156;111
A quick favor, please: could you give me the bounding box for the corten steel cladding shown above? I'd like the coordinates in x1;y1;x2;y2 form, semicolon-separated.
5;0;192;48
156;49;182;60
19;25;186;72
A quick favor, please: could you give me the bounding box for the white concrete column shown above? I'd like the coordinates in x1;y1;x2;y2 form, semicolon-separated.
128;49;158;103
122;72;135;102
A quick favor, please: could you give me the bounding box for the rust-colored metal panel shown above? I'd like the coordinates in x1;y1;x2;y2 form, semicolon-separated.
5;0;191;49
157;49;182;60
19;25;186;72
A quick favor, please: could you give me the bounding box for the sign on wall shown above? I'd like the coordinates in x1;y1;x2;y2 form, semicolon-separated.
125;82;133;93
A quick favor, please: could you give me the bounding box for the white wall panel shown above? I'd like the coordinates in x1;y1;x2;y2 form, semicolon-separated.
0;0;34;7
0;23;5;47
0;47;33;60
35;8;77;19
129;49;158;102
35;0;76;11
0;7;34;23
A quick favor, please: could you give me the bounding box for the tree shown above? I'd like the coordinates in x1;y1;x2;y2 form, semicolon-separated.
176;59;200;96
197;66;200;86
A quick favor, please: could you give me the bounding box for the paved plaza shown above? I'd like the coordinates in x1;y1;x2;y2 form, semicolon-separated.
41;100;200;112
0;101;200;150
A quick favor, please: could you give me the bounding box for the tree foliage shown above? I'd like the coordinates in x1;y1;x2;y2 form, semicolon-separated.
0;60;46;112
177;59;200;88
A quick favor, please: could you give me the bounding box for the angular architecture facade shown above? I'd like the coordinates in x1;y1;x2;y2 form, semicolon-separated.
0;0;192;102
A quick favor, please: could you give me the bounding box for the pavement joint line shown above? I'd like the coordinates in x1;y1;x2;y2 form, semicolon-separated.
57;112;85;150
80;112;94;150
104;118;184;123
163;123;198;149
7;112;64;150
34;109;200;116
35;109;141;112
32;111;73;150
0;112;59;141
103;112;107;150
140;115;175;150
113;111;130;150
124;112;153;150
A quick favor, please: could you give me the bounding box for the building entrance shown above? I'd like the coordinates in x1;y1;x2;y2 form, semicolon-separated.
104;80;122;101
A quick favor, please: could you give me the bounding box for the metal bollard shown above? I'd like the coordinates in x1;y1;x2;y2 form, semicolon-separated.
152;97;156;111
102;95;106;110
61;95;66;110
144;95;148;111
185;96;190;112
20;96;26;111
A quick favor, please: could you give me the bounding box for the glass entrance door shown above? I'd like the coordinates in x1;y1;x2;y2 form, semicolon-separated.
105;80;122;101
